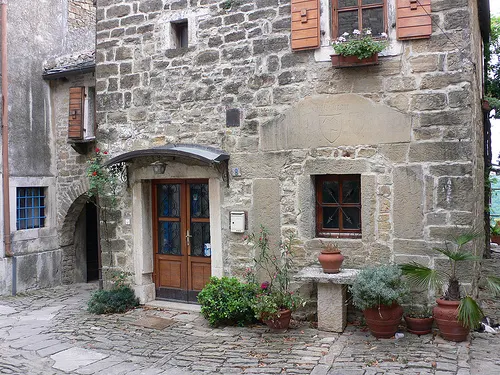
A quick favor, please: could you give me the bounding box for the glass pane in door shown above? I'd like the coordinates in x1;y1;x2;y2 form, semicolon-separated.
158;221;181;255
190;184;209;218
157;184;181;217
191;222;211;257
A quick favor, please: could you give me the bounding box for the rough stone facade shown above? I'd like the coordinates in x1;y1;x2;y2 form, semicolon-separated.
0;0;95;295
69;0;96;29
93;0;487;303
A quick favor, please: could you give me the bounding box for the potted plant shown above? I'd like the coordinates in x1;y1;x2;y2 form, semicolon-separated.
331;29;387;68
404;305;434;335
350;264;408;338
400;230;500;342
246;227;305;332
491;220;500;245
318;241;344;273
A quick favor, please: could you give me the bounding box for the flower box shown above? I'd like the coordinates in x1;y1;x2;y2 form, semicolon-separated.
330;53;379;68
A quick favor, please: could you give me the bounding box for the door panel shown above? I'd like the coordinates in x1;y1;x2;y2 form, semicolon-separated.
153;180;211;302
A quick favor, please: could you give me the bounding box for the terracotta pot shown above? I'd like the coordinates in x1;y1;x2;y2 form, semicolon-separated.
363;304;403;338
491;235;500;245
331;53;379;68
263;309;291;332
433;298;469;342
404;316;434;335
318;250;345;273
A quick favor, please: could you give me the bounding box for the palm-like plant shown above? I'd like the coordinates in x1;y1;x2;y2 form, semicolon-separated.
400;230;500;329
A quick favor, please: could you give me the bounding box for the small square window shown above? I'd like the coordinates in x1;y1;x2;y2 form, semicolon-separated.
316;175;361;238
16;187;46;230
171;20;188;49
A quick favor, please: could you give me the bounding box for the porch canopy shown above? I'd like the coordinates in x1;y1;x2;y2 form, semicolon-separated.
104;144;230;167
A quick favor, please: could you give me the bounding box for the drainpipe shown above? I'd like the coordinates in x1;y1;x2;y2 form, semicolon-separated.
1;0;12;259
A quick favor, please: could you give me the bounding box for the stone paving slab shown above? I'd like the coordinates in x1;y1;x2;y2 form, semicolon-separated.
0;283;499;374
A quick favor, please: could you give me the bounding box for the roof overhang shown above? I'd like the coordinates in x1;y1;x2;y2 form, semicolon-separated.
104;144;230;167
43;61;96;80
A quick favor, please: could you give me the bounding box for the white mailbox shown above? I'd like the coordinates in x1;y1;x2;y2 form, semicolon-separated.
230;211;246;233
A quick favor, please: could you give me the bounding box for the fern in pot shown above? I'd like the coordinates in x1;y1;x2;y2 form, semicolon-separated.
350;264;408;338
400;230;500;342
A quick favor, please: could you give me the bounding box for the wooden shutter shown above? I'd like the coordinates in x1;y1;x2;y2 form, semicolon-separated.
396;0;432;40
68;87;85;140
291;0;320;51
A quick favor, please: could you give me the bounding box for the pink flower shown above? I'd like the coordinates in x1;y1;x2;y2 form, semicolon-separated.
95;148;100;153
261;281;270;290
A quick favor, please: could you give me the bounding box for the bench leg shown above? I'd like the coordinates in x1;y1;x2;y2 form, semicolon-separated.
317;283;347;333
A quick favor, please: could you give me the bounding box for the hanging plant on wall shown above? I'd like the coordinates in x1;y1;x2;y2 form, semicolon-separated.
86;148;125;286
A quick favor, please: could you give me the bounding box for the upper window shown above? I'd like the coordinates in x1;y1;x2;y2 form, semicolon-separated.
68;86;95;141
172;20;188;49
333;0;386;38
315;175;361;238
16;187;46;230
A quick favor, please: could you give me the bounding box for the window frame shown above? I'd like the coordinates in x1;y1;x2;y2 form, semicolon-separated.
331;0;387;39
16;187;46;231
315;174;361;238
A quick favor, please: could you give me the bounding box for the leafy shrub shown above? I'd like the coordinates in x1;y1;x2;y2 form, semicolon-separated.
197;276;259;326
88;285;139;314
350;265;408;310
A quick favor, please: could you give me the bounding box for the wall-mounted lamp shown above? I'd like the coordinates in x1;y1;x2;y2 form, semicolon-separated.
151;161;166;175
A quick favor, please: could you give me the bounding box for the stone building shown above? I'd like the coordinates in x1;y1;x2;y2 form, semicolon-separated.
0;0;96;295
91;0;490;304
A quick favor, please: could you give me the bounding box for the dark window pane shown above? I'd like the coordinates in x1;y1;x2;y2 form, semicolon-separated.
322;181;339;204
191;222;211;257
16;187;46;230
342;207;361;229
338;10;359;37
362;7;384;36
190;184;209;218
338;0;357;8
323;207;340;229
362;0;383;5
158;221;181;255
157;184;180;218
342;180;360;204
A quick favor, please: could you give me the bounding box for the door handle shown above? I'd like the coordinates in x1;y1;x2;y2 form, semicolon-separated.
186;229;192;247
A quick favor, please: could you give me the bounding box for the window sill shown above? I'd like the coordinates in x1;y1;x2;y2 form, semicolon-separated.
317;232;362;240
68;137;95;154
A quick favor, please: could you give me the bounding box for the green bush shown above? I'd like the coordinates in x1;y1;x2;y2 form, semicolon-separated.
350;265;408;311
87;285;139;314
197;276;259;326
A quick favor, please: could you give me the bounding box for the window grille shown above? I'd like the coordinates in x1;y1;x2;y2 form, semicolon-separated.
16;187;46;230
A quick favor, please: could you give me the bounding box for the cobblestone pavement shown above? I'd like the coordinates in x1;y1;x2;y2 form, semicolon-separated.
0;284;498;375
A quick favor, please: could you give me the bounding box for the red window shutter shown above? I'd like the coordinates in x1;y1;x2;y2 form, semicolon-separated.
396;0;432;40
68;87;85;140
291;0;320;51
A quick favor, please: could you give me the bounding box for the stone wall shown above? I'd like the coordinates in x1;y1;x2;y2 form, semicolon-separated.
69;0;96;29
94;0;486;298
0;0;96;295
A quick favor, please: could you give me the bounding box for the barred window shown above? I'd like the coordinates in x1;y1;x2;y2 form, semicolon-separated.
316;175;361;238
16;187;46;230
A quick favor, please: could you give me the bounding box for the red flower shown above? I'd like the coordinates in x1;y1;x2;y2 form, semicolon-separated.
103;151;108;155
261;281;270;290
95;148;100;153
92;171;97;176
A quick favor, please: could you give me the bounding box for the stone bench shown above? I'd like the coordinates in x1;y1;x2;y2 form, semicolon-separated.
296;267;359;333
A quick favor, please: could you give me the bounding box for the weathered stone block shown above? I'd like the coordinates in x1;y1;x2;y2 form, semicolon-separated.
224;31;246;43
436;177;473;211
444;10;469;30
393;239;441;257
199;17;222;29
139;0;163;13
450;211;473;226
409;54;442;73
408;141;471;162
222;45;251;60
115;47;133;60
120;74;140;89
248;9;277;21
420;72;470;89
410;93;447;111
253;36;288;54
195;50;219;65
224;13;245;25
429;163;472;177
393;166;424;239
106;5;130;18
120;15;145;26
384;76;417;92
448;89;471;108
262;94;411;151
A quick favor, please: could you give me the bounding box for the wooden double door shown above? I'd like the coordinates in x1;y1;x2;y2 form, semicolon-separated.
153;180;211;302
